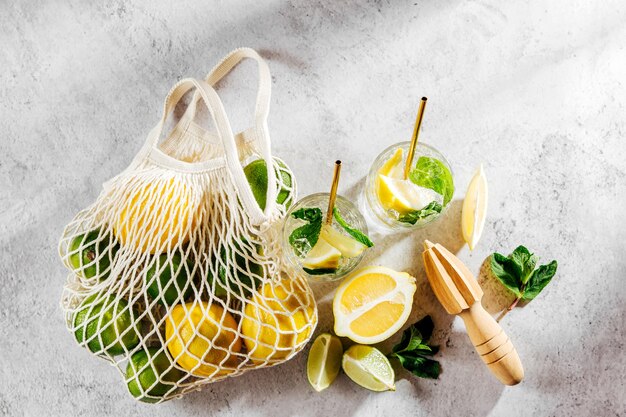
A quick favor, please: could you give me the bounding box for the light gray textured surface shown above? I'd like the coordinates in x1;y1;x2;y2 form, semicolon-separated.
1;1;625;416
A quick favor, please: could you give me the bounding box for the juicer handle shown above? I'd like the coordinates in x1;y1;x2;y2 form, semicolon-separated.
459;302;524;386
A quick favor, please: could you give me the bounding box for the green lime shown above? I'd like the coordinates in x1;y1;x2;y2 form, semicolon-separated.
244;158;294;210
73;294;140;356
210;240;263;298
126;347;183;403
68;229;119;280
145;253;193;306
307;333;343;392
342;345;395;392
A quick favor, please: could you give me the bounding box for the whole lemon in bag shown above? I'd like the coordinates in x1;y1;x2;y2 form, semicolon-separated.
165;302;241;377
241;278;314;362
114;178;197;254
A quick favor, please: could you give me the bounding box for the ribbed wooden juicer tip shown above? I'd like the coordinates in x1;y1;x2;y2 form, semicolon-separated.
422;240;525;386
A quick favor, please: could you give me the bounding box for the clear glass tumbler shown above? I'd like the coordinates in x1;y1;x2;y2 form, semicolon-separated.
282;193;369;282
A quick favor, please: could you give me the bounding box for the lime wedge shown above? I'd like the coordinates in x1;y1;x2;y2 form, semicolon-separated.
307;333;343;392
462;164;488;250
342;345;395;392
320;225;367;258
302;237;341;270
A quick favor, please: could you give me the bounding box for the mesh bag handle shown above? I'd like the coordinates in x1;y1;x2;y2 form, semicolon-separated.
176;48;277;218
146;77;270;226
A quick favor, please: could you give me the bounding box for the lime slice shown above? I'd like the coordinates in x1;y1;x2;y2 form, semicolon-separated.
462;164;488;250
377;174;443;214
307;333;343;392
320;225;367;258
342;345;395;392
302;237;341;270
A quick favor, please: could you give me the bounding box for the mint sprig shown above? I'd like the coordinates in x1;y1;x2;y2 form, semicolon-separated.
397;201;442;225
490;245;558;321
408;156;454;205
289;208;323;257
388;316;441;379
332;208;373;248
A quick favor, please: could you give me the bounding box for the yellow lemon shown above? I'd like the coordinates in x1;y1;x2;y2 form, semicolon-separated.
462;164;488;250
241;278;315;362
378;148;404;178
165;302;241;377
114;178;197;254
333;266;416;344
376;175;442;215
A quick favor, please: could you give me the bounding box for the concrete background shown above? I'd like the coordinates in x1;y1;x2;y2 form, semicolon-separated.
1;1;625;416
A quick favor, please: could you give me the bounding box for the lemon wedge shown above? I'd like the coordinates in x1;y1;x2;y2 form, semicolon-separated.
307;333;343;392
379;148;404;178
320;225;367;258
462;164;488;250
342;345;395;392
377;175;443;214
302;237;341;270
333;266;416;344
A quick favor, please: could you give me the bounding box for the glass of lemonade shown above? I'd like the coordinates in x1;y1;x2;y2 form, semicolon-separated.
364;141;454;231
282;193;372;282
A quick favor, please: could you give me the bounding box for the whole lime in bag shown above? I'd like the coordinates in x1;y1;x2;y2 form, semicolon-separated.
244;158;294;210
73;294;140;356
145;253;193;307
69;229;119;280
126;347;183;403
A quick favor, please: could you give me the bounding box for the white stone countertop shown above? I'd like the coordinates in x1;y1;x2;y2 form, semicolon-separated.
1;1;625;416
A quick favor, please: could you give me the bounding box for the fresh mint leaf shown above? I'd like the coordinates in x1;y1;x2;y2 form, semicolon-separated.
302;267;338;275
388;315;441;380
523;260;558;300
408;156;454;205
490;246;558;320
332;208;374;248
289;208;323;257
397;201;442;225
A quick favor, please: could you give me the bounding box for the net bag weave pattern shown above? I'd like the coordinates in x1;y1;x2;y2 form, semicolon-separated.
58;49;317;403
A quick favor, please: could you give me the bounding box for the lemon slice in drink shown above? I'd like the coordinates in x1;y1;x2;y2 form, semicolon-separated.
302;237;341;270
379;148;404;178
342;345;395;392
377;175;443;215
333;266;416;344
462;164;488;250
307;333;343;392
320;225;367;258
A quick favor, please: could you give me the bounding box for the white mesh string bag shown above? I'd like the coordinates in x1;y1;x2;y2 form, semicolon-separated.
58;48;318;404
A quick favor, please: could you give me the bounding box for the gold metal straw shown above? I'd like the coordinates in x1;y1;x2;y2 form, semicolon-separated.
403;97;428;180
326;160;342;225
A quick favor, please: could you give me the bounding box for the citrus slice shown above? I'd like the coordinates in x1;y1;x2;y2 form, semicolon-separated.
377;175;443;214
342;345;395;392
379;148;404;178
302;237;341;270
307;333;343;392
333;266;416;344
462;164;488;250
320;225;367;258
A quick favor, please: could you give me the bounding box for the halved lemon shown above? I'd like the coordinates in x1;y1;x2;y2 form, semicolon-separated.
377;175;442;214
333;266;416;344
302;237;341;270
379;148;404;178
320;225;367;258
462;164;488;250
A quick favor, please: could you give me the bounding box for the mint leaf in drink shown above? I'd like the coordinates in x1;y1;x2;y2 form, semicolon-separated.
490;246;558;321
302;267;338;275
409;156;454;205
388;315;441;379
332;208;373;248
397;201;442;225
289;208;323;257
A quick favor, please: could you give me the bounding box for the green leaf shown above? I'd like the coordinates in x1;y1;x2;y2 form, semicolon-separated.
523;260;558;300
397;201;443;225
509;246;538;284
332;208;374;248
289;208;323;256
490;253;523;297
408;156;454;205
302;267;338;275
388;315;441;380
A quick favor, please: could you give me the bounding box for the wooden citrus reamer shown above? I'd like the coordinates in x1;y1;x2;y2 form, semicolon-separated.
422;240;524;385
